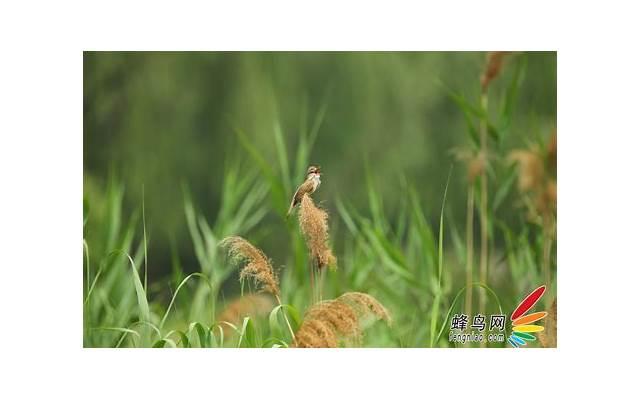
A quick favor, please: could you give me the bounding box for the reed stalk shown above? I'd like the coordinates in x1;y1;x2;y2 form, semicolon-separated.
275;294;298;346
478;92;490;339
308;258;316;304
464;184;475;326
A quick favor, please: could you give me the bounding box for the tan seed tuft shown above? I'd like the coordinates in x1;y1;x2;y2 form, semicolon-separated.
337;292;392;324
295;319;338;348
217;294;275;337
508;149;544;193
508;132;557;225
481;51;509;92
306;300;360;342
293;292;390;348
298;194;337;269
220;236;280;296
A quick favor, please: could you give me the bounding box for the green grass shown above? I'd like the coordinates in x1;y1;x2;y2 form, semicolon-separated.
83;158;554;348
82;53;556;348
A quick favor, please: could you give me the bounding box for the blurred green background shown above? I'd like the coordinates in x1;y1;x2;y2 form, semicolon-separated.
83;51;556;287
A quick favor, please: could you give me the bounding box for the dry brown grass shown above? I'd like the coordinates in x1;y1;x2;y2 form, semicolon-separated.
298;193;337;270
220;236;280;296
216;294;275;336
293;292;390;348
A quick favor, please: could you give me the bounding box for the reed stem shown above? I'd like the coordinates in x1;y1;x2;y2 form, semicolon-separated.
464;184;475;324
309;257;316;304
318;266;325;302
478;91;489;347
275;294;298;347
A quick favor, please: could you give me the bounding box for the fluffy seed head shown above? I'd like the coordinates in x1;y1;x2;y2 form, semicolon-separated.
298;194;337;269
481;51;509;92
306;300;360;341
294;319;338;348
508;132;557;223
508;149;544;193
293;292;390;348
217;294;275;337
220;236;279;296
337;292;392;324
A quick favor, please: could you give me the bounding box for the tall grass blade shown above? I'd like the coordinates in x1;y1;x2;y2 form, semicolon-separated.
142;185;148;294
159;272;213;330
429;166;452;347
188;322;211;348
83;239;90;296
92;327;141;347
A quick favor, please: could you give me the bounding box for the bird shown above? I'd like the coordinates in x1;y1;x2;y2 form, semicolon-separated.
287;165;321;217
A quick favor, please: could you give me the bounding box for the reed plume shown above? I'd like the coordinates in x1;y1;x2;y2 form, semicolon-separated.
293;292;390;348
295;319;338;348
299;193;337;270
220;235;298;345
508;131;557;227
305;300;360;342
481;51;509;92
216;294;275;337
336;292;391;323
509;150;544;193
220;236;280;296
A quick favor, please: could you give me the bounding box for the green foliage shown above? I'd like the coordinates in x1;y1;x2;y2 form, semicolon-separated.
83;52;556;348
83;157;553;347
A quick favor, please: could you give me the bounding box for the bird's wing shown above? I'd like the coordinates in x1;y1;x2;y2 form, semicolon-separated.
287;179;314;216
294;179;315;203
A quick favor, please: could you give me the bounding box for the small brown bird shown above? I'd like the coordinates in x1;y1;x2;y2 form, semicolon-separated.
287;165;322;217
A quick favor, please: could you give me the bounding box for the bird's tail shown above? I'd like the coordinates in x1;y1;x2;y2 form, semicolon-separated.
286;199;296;218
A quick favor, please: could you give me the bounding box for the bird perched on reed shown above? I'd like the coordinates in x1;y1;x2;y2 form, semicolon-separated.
287;165;321;217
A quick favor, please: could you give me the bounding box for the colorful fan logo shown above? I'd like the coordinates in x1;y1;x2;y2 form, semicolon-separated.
508;285;547;348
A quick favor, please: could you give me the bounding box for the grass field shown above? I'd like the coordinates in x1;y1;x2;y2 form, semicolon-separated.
83;52;556;348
